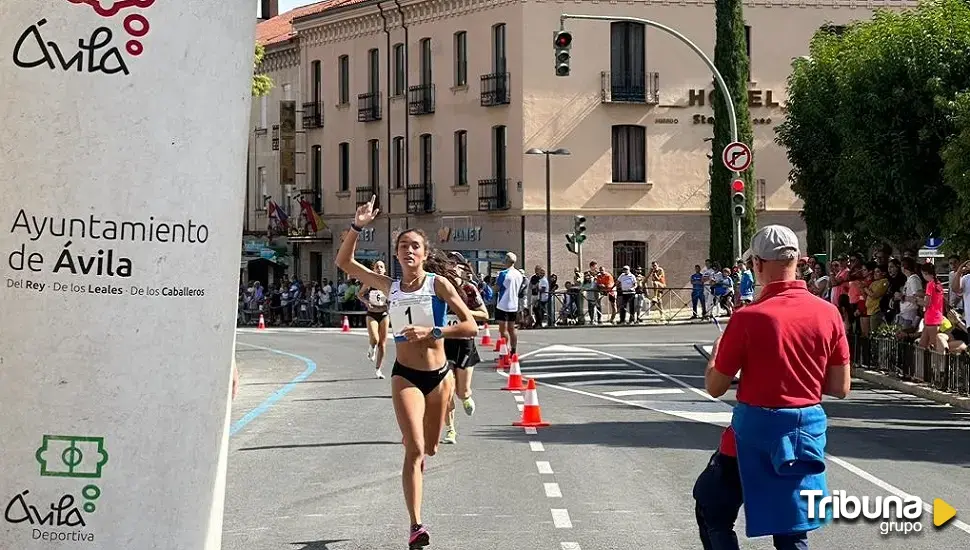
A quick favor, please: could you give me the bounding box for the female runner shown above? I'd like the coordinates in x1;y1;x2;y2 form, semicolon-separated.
441;254;488;444
335;196;477;549
357;260;390;378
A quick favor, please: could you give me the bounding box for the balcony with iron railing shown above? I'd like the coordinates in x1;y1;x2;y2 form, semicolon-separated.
358;91;382;122
406;182;435;214
296;188;323;213
356;185;380;209
408;83;435;115
477;177;510;211
600;71;660;104
302;101;323;128
480;72;510;107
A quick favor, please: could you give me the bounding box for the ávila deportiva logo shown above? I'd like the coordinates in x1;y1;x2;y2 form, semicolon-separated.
12;0;154;75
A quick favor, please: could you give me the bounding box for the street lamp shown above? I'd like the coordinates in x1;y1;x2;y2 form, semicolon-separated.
526;147;570;326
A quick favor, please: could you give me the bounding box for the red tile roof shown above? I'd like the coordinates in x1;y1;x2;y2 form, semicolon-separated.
256;0;343;47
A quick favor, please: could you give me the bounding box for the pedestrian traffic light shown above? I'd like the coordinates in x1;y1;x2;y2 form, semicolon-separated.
554;30;572;77
731;179;745;217
566;233;578;254
573;215;587;243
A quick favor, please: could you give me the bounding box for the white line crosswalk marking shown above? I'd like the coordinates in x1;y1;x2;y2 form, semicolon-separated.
564;377;662;387
525;370;644;379
605;388;684;397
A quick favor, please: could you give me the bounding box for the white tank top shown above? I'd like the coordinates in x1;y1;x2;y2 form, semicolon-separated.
388;274;448;343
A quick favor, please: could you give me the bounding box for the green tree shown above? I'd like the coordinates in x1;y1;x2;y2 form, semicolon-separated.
252;43;274;97
710;0;756;267
941;92;970;253
776;32;855;254
778;0;970;253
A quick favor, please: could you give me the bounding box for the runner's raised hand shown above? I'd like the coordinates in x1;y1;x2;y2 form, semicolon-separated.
355;194;379;227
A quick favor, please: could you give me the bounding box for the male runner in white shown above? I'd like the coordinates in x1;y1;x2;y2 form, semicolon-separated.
494;252;525;354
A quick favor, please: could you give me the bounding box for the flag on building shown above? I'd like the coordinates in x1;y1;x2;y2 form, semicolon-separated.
299;198;325;233
267;200;288;227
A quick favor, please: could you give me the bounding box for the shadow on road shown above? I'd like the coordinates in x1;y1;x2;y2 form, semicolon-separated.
290;540;349;550
476;419;723;452
292;395;392;402
477;394;970;466
243;378;363;386
238;440;400;452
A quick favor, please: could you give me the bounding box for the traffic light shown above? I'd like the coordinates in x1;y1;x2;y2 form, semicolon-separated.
554;30;572;77
566;233;578;254
574;215;587;243
731;179;745;217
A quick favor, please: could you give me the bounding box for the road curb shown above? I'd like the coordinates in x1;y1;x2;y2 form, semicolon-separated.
850;367;970;411
522;318;717;330
692;344;969;403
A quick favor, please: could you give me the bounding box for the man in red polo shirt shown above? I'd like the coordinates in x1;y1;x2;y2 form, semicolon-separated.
692;224;851;550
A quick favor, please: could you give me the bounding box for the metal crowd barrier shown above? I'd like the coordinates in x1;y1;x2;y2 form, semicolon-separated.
851;335;970;397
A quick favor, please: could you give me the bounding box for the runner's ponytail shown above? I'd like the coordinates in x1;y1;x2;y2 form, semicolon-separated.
424;249;464;293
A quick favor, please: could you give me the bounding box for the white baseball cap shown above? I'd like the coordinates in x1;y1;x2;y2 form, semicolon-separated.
743;224;799;262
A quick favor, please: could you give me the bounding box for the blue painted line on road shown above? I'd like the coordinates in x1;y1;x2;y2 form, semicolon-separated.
230;342;317;437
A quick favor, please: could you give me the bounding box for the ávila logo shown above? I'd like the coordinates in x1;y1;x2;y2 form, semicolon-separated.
12;0;154;75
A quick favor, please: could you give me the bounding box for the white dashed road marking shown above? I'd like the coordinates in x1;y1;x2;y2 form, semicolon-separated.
551;509;573;528
514;344;970;537
496;348;577;549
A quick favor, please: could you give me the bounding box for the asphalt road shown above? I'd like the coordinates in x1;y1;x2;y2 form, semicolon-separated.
224;324;970;550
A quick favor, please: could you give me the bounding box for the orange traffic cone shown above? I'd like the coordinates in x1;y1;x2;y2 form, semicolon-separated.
496;340;509;369
514;379;550;427
481;323;492;346
341;316;351;333
502;354;527;391
258;314;266;330
493;335;504;352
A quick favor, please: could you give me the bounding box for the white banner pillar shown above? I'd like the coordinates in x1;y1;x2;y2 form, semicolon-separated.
0;1;254;548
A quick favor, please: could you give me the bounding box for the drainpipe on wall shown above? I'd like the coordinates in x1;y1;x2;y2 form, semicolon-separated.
378;2;393;266
394;0;409;236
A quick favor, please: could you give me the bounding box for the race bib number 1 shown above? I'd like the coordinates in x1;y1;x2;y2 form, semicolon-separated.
389;295;434;338
446;314;460;326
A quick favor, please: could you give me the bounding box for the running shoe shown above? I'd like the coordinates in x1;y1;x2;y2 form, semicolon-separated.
461;396;476;416
408;524;430;549
442;427;457;444
375;368;385;379
366;345;376;362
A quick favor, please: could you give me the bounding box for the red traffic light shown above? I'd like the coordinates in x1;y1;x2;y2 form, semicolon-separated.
731;179;745;193
555;32;572;48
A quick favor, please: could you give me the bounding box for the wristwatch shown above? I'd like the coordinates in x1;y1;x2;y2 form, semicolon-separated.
431;327;444;340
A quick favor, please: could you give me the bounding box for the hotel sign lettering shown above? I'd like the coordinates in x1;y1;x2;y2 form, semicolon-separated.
688;88;783;108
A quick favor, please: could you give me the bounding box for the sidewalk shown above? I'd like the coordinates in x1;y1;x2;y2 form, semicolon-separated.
850;367;970;411
695;340;970;412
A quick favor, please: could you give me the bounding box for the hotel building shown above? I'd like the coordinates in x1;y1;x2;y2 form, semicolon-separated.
244;0;913;285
